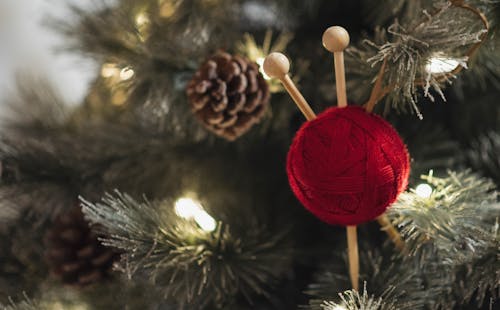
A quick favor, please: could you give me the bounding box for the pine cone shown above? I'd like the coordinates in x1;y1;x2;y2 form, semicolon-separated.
44;207;116;286
186;52;270;141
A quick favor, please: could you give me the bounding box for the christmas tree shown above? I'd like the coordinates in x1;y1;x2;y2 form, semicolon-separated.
1;0;499;309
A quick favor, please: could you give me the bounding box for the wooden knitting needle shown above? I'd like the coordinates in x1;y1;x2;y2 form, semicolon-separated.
323;26;359;291
263;53;316;121
325;27;404;252
377;214;405;251
264;51;359;291
346;225;359;291
322;26;350;108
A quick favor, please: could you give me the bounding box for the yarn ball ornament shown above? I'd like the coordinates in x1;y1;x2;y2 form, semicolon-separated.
287;106;410;226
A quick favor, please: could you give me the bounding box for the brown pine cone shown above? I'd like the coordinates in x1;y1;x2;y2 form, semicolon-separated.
44;207;116;286
186;51;270;141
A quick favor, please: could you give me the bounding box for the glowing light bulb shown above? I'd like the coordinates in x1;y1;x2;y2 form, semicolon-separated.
425;56;466;74
256;57;271;80
135;12;149;27
101;63;120;78
415;183;432;198
175;198;202;218
194;210;217;232
120;67;135;80
174;197;217;232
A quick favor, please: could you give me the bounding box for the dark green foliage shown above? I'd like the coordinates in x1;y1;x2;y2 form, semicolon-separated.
311;285;400;310
455;222;499;307
389;171;497;264
469;132;500;185
0;295;39;310
306;248;427;309
52;0;247;139
402;123;464;184
0;77;145;223
0;214;47;305
308;171;499;309
81;192;293;308
388;171;499;308
0;0;499;309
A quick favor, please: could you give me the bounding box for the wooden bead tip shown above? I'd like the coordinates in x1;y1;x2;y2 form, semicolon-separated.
263;52;290;79
322;26;350;52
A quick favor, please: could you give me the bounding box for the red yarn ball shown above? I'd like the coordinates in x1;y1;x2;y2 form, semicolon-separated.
287;106;410;226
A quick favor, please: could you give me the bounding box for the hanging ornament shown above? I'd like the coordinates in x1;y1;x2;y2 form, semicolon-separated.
263;26;410;291
44;206;117;286
186;51;270;141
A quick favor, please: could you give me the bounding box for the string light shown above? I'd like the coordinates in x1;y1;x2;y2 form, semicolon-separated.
174;198;201;218
425;55;466;74
101;63;120;78
134;11;151;40
236;30;293;92
100;64;134;106
119;67;135;80
174;197;217;232
415;183;433;198
101;63;135;81
135;12;149;28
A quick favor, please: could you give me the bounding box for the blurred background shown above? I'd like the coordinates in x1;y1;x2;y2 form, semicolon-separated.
0;0;95;105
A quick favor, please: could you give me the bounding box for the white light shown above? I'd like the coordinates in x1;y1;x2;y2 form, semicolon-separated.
101;63;120;78
256;57;271;80
425;56;466;74
175;198;202;218
194;210;217;232
120;67;135;80
415;183;433;198
135;13;149;27
174;197;217;232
